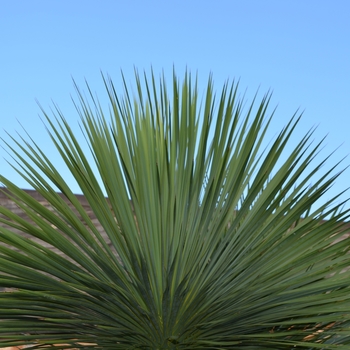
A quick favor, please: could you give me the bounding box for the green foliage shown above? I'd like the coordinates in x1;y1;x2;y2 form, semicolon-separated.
0;71;350;349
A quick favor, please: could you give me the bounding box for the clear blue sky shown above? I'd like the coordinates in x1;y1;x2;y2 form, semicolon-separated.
1;1;350;210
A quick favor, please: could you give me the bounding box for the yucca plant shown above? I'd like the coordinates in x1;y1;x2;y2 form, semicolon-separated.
0;70;350;349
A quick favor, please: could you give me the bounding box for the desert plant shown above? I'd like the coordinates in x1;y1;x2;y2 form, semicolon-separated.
0;70;350;349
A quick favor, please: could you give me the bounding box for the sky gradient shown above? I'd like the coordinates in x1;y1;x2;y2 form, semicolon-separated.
1;0;350;210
